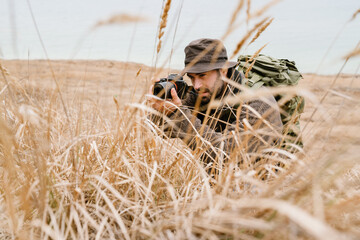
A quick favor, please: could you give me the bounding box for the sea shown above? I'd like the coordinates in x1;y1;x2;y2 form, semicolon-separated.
0;0;359;75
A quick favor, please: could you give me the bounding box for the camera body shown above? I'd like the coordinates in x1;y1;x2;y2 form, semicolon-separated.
153;74;188;99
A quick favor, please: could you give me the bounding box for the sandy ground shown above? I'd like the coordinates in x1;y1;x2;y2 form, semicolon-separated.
2;59;360;159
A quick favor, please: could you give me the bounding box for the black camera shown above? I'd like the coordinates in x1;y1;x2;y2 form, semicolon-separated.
153;74;188;99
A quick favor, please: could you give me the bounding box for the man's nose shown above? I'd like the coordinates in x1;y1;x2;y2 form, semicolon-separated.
193;79;202;90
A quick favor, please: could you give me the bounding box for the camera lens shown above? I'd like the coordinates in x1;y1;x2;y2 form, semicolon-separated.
153;81;176;99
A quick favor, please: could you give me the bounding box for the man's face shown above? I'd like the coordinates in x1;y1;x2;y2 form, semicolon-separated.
187;69;226;104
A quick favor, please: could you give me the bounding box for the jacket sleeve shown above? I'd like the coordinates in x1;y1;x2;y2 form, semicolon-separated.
161;96;283;164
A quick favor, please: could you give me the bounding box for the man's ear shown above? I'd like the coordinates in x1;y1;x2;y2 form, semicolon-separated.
220;68;228;77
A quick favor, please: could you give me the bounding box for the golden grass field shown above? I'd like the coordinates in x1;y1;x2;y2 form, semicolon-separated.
0;59;359;239
0;0;359;239
4;59;360;156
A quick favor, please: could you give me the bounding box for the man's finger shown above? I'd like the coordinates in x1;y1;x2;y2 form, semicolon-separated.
170;88;182;106
170;88;178;99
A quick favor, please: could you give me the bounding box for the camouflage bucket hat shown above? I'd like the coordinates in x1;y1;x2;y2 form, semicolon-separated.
181;38;238;74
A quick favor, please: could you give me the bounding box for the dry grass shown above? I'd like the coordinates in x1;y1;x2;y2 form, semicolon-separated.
247;18;274;47
244;44;268;78
222;0;245;40
350;8;360;21
230;17;269;59
157;0;172;54
343;41;360;60
0;1;360;240
94;14;149;28
0;58;359;240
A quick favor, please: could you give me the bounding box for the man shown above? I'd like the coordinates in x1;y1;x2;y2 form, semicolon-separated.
149;38;283;167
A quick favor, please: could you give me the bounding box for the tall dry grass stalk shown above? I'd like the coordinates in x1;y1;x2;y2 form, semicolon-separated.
231;17;269;59
247;17;274;46
229;0;245;29
94;13;148;28
343;40;360;59
243;43;268;78
344;48;360;59
157;0;172;54
222;0;245;39
246;0;251;26
350;8;360;21
249;0;281;19
26;0;70;127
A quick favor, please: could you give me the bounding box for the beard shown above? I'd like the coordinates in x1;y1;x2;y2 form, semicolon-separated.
195;78;225;105
196;88;212;105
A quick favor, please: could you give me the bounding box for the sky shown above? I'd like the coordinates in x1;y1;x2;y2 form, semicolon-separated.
0;0;359;74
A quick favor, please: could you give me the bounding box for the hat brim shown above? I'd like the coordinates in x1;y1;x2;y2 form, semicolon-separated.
181;61;238;75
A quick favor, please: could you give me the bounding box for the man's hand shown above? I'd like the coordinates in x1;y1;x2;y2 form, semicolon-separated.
148;80;182;116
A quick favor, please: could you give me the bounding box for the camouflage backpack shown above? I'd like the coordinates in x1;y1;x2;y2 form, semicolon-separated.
237;54;305;151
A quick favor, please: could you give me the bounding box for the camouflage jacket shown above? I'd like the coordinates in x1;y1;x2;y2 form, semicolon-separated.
153;69;283;164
